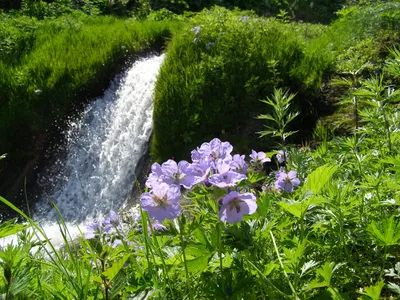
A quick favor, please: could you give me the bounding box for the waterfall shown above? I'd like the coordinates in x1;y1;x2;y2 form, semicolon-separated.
10;54;164;247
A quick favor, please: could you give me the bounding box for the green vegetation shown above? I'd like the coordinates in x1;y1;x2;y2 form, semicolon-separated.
1;65;400;297
151;7;325;162
151;3;400;163
149;0;346;23
0;14;179;153
1;0;400;298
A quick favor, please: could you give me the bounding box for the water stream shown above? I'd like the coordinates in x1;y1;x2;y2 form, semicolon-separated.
6;54;165;247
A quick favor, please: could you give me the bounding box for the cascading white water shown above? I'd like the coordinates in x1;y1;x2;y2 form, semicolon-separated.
7;54;165;247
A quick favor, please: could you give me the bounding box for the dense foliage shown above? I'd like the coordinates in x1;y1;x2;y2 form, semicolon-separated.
1;0;400;298
1;0;347;23
1;72;400;297
151;7;323;163
150;3;400;163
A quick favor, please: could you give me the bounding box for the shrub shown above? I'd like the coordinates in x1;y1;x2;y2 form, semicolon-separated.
151;7;326;163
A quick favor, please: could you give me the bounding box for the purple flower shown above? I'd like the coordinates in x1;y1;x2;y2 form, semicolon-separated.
190;156;212;184
219;191;257;223
113;239;123;248
140;183;181;221
111;239;134;248
148;220;167;233
276;150;288;164
191;138;233;162
145;162;163;189
161;160;196;189
274;170;300;192
230;154;248;174
102;211;120;233
84;220;101;239
250;150;271;164
209;159;247;188
239;16;250;22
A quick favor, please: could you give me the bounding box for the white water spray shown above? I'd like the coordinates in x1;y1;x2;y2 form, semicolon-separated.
6;54;164;247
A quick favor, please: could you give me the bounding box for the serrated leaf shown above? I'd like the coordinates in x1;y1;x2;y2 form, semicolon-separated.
367;216;400;246
264;263;278;276
222;252;232;267
359;281;385;300
303;164;338;195
109;271;126;299
279;201;302;218
303;280;329;291
90;276;103;284
303;262;343;291
279;197;326;219
185;243;209;257
301;260;318;277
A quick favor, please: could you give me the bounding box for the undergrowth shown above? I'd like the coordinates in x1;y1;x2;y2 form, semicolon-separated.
1;65;400;298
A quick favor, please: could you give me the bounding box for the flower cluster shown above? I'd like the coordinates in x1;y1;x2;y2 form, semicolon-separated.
141;138;274;223
191;26;201;43
238;16;250;22
84;211;131;247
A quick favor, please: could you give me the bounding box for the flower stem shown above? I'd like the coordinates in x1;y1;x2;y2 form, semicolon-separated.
270;231;299;300
179;216;192;300
217;222;224;289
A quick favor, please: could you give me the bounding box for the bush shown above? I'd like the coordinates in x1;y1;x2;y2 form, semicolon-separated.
151;7;326;163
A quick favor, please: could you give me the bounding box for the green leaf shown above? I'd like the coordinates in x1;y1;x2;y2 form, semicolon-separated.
102;254;130;282
278;201;302;218
186;254;212;274
279;196;327;219
367;216;400;246
0;219;29;239
387;282;400;295
303;262;343;291
109;272;126;299
185;243;209;257
359;280;385;300
303;164;338;195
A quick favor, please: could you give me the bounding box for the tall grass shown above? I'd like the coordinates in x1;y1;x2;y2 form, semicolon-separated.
0;12;182;157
